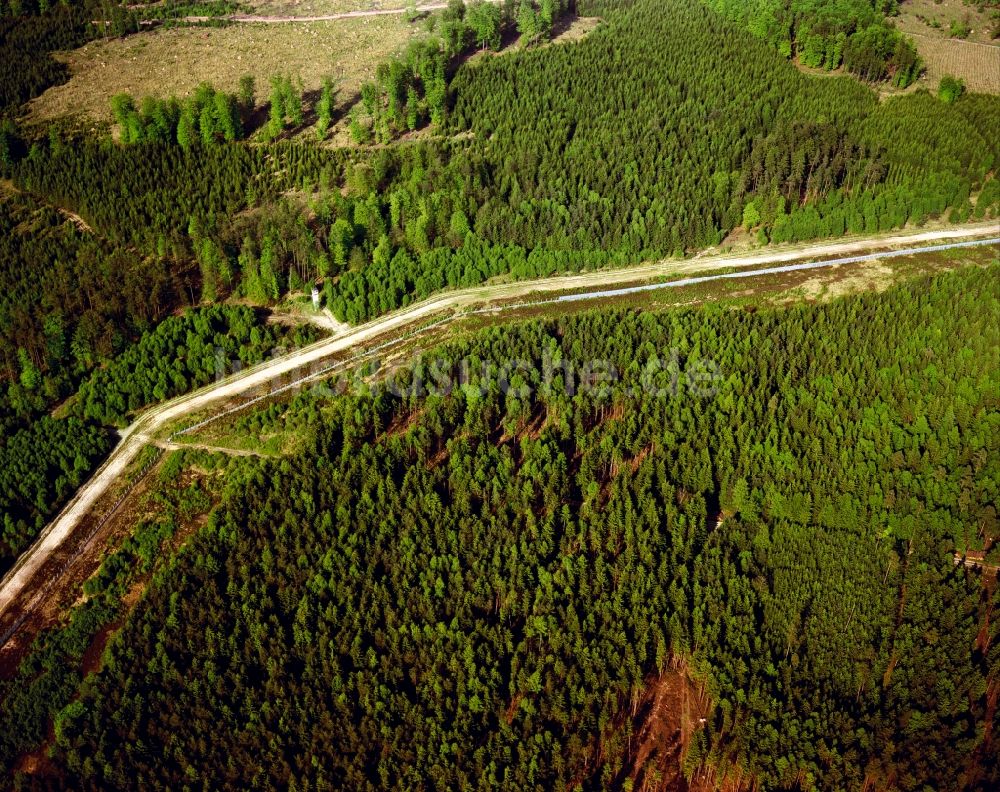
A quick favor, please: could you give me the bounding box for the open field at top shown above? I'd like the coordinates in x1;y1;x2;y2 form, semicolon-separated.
904;31;1000;94
896;0;999;45
26;14;423;126
894;0;1000;93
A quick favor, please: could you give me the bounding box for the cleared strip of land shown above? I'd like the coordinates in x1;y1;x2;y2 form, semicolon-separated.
0;222;997;640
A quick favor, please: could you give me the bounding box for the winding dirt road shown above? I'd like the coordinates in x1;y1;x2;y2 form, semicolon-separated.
1;222;998;633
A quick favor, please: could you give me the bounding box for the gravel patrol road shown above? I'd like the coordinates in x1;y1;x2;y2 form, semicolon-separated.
1;222;997;635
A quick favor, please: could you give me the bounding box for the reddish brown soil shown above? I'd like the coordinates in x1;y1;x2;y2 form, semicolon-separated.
8;470;213;782
572;655;749;792
619;658;712;792
0;464;160;679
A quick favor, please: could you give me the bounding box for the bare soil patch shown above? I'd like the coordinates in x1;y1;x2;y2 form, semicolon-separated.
27;15;420;125
795;261;896;302
589;656;724;792
551;14;601;44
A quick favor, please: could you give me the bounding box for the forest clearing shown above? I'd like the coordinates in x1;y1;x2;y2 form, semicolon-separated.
27;14;421;125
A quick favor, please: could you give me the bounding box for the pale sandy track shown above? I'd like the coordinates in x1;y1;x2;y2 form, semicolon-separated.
0;222;998;629
128;1;502;26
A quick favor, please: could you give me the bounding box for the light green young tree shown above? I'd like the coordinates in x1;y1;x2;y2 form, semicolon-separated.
468;0;503;50
517;0;540;42
316;77;337;140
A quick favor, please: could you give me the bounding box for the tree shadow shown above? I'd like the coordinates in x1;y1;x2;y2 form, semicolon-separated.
248;87;365;141
242;102;271;136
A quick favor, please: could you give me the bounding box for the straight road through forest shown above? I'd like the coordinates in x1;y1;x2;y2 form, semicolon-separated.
0;223;998;636
127;1;505;26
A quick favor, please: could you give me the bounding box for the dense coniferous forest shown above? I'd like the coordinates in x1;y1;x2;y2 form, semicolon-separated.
351;0;575;145
0;186;180;574
0;449;222;776
0;188;186;394
0;104;315;604
18;265;994;790
0;416;109;573
322;0;996;320
72;305;319;425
